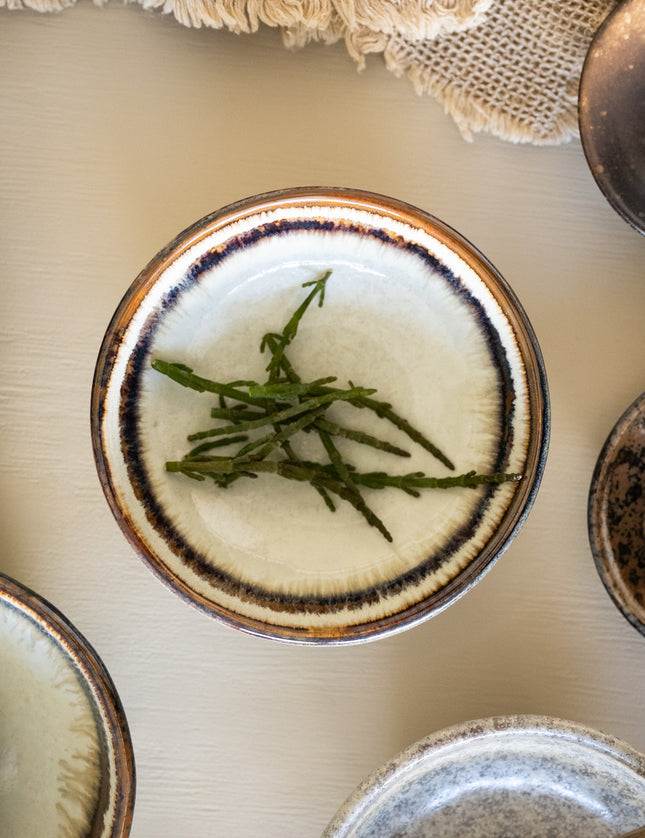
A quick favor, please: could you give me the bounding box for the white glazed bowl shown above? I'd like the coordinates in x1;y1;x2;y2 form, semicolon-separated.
91;187;549;644
0;574;135;838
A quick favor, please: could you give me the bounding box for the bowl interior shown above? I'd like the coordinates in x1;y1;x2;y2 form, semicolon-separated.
92;188;549;643
323;716;645;838
588;391;645;636
0;574;135;838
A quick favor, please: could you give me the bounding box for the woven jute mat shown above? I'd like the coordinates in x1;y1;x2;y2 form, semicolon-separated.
3;0;618;144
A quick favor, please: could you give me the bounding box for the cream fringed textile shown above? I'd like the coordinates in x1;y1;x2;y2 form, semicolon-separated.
1;0;493;39
2;0;618;144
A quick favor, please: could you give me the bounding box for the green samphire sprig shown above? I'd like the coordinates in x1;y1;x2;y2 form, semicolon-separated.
152;270;519;542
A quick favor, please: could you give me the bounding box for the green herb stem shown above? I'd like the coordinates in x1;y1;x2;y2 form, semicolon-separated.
249;377;337;399
189;386;377;442
166;458;518;491
185;434;249;458
153;270;517;544
265;270;331;377
151;360;265;407
258;330;453;469
310;417;410;458
317;429;392;541
232;405;328;461
357;395;455;471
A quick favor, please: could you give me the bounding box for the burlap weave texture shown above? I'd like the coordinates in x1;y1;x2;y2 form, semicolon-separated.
380;0;619;144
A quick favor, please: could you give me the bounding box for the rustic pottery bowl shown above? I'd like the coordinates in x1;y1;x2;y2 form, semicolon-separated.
588;391;645;636
0;573;135;838
579;0;645;235
323;716;645;838
91;187;549;644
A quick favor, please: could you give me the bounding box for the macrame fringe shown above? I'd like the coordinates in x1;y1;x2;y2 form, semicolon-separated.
1;0;76;12
0;0;492;40
280;0;493;68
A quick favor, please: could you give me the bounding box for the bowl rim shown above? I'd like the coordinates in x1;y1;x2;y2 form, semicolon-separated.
0;572;136;838
322;713;645;837
578;0;645;237
91;186;550;645
588;389;645;637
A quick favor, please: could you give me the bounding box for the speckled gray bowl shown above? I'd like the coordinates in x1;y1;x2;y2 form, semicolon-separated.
323;715;645;838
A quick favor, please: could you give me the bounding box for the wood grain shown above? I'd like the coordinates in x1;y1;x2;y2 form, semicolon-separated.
1;4;645;837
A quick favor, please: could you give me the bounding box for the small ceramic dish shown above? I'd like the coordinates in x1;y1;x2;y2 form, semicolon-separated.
0;573;135;838
588;391;645;636
579;0;645;235
91;187;549;644
323;715;645;838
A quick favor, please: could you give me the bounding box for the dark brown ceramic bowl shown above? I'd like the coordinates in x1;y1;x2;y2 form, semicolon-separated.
588;391;645;636
0;573;135;837
91;187;549;644
579;0;645;235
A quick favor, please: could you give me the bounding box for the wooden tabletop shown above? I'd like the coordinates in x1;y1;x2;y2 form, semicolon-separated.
1;5;645;836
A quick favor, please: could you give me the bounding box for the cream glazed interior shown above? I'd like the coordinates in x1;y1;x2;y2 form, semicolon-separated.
0;597;101;838
97;193;546;639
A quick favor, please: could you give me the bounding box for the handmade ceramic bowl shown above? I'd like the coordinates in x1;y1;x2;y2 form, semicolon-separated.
0;573;135;838
579;0;645;235
588;391;645;636
323;716;645;838
91;187;549;644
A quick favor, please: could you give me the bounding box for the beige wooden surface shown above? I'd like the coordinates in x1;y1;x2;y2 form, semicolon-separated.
1;5;645;836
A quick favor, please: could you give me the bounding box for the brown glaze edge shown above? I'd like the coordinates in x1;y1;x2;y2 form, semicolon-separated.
578;0;645;237
0;573;136;836
91;186;550;645
588;390;645;637
322;714;645;837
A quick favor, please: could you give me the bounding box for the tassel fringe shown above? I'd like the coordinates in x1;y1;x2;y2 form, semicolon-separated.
1;0;493;40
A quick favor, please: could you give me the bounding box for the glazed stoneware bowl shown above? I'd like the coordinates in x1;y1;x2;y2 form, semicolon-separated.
323;715;645;838
91;187;549;644
0;573;135;838
588;391;645;636
579;0;645;235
